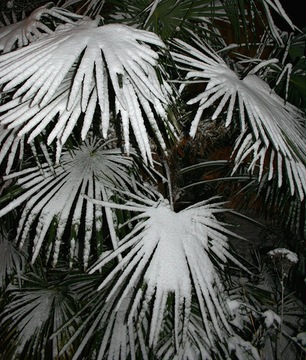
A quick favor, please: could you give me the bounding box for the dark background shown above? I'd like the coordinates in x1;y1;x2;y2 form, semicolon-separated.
0;1;305;29
279;0;305;29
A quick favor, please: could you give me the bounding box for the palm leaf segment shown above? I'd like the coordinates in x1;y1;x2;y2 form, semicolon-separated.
171;39;306;200
0;3;82;53
112;0;221;40
86;195;256;358
0;138;135;268
0;272;77;360
0;229;25;289
0;14;173;165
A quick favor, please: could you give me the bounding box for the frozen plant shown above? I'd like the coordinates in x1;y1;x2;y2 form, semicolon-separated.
268;247;299;359
0;1;305;359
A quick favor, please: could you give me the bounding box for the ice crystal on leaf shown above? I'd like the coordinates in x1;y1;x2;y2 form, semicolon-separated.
0;15;172;164
0;138;135;268
87;195;254;356
171;39;306;200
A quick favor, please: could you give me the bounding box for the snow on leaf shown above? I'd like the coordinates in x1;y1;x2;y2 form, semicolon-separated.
0;124;25;174
0;18;172;163
0;137;135;267
263;309;281;328
171;39;306;200
0;272;77;359
296;332;306;347
88;195;248;351
96;292;133;360
0;3;82;53
268;247;299;264
228;335;260;360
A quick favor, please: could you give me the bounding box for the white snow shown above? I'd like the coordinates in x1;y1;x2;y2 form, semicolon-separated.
296;332;306;347
263;309;281;328
268;248;299;263
89;196;247;349
0;137;135;266
0;19;173;164
171;39;306;200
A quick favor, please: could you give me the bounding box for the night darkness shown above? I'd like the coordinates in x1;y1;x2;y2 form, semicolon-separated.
279;0;306;29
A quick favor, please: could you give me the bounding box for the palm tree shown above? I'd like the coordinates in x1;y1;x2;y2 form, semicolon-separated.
0;1;305;359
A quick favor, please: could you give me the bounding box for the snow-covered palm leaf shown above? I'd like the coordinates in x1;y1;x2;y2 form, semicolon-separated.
0;3;82;53
0;124;26;174
155;311;213;360
53;279;144;360
171;39;306;200
0;229;25;289
0;67;90;166
87;194;249;354
66;289;142;360
156;309;259;360
259;0;296;38
0;138;135;267
0;271;78;360
0;16;172;163
62;288;259;359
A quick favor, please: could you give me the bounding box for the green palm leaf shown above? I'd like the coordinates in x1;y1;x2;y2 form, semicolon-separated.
61;0;106;17
221;0;296;45
110;0;222;40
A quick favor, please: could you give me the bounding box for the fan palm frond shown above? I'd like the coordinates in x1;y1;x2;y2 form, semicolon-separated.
0;15;173;164
156;308;260;360
0;229;26;289
271;31;306;107
52;277;137;360
85;194;255;357
171;39;306;200
110;0;224;40
0;3;82;53
0;270;79;360
61;0;106;17
0;124;26;174
220;0;296;46
0;137;136;268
